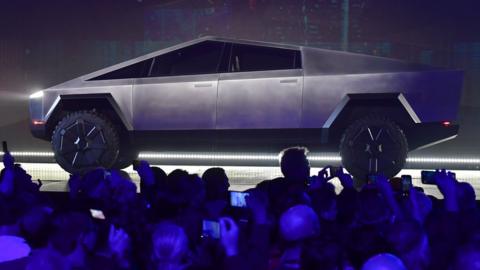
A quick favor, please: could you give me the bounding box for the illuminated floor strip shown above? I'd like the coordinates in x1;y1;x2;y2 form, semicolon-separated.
2;151;480;165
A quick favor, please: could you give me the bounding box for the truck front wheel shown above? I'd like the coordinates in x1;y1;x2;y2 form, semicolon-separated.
339;116;408;182
51;111;120;175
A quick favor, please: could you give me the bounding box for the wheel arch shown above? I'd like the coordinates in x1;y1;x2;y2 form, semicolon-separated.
44;94;132;139
326;93;420;146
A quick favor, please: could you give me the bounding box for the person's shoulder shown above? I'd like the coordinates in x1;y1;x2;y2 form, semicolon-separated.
256;177;286;190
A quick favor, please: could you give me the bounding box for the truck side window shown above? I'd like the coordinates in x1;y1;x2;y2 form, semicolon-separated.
88;59;152;80
229;44;301;72
149;41;225;77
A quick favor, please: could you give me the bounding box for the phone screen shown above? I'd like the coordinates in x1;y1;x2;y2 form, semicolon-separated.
90;209;106;220
230;191;249;208
202;220;220;239
421;171;436;185
401;175;412;192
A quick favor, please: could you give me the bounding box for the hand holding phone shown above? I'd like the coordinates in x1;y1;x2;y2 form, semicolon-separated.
219;217;239;256
318;166;342;181
202;220;220;239
401;175;412;194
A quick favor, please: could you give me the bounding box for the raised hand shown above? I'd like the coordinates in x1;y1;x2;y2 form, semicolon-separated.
2;151;14;170
246;189;268;224
108;224;131;257
219;217;239;257
134;160;155;186
435;169;458;212
337;167;353;189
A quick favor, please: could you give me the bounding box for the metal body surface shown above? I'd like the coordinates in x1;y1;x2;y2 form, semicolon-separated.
29;36;463;153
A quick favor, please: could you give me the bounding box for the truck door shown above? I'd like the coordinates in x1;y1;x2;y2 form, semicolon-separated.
217;43;303;129
133;41;225;130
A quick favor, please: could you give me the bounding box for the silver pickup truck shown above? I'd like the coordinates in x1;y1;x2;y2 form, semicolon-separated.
29;36;463;178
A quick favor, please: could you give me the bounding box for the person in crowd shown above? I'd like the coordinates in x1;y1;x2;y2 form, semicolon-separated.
277;204;321;269
361;253;407;270
257;146;312;216
151;221;191;270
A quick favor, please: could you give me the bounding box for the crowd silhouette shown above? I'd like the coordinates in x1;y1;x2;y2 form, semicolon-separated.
0;146;479;270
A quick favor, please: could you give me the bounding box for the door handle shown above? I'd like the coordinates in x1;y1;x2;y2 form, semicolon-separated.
194;83;213;88
279;79;298;84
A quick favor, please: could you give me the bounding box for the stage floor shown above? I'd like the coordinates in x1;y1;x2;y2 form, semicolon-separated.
4;162;480;199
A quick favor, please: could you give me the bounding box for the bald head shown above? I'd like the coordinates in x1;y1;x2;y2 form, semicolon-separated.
362;253;407;270
280;204;320;242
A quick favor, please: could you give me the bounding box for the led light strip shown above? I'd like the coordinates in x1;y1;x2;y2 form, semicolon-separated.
138;152;342;162
407;157;480;164
1;151;479;165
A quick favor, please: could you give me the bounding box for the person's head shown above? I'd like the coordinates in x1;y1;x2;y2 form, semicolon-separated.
20;206;52;248
310;185;337;221
202;167;230;201
347;225;388;268
386;220;429;270
49;212;92;256
151;221;190;270
151;166;168;188
0;236;31;263
280;204;320;242
301;238;341;270
80;168;110;201
456;182;476;211
361;253;407;270
356;188;391;225
26;249;70;270
279;147;310;181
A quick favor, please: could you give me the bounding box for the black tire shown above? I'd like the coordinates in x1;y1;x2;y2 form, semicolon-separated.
51;111;120;175
113;146;138;169
339;115;408;181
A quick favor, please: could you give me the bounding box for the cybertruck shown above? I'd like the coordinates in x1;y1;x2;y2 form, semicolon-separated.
29;36;463;178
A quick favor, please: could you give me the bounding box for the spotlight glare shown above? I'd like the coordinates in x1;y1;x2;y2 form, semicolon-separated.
29;91;44;99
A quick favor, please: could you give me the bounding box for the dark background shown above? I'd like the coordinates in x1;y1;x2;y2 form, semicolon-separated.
0;0;479;155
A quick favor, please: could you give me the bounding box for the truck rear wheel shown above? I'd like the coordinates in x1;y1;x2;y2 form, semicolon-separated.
113;146;138;169
51;111;120;175
339;115;408;182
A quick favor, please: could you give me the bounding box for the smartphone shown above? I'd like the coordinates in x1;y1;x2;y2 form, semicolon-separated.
368;174;378;184
318;166;342;180
230;191;249;208
2;141;8;153
201;220;220;239
90;209;106;220
421;171;436;185
401;175;412;193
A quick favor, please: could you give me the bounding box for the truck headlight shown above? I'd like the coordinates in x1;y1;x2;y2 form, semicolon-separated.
29;91;44;99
